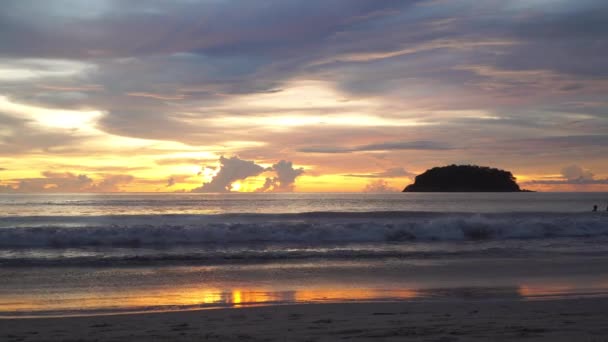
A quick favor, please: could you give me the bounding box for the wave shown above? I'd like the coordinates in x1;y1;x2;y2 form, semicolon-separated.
0;247;526;267
0;212;606;248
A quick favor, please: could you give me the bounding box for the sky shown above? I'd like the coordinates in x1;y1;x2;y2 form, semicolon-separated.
1;0;607;193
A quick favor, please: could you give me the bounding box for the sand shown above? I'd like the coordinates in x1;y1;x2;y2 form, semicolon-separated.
2;297;608;341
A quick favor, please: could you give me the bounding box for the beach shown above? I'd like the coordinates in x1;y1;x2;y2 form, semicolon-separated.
3;297;608;341
2;193;608;340
3;0;608;338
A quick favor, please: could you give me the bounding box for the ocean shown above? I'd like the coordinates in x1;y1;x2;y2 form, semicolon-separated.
1;192;608;317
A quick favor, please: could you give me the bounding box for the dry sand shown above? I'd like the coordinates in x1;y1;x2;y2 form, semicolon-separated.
2;297;608;341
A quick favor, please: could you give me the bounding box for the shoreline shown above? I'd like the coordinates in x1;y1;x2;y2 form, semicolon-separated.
2;297;608;341
4;290;608;320
4;254;608;320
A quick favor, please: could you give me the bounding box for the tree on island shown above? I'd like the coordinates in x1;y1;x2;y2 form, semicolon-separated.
403;165;527;192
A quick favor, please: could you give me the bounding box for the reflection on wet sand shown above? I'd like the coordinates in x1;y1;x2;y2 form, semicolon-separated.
518;282;608;299
0;287;420;316
295;289;418;302
4;282;608;317
519;285;574;298
122;287;420;308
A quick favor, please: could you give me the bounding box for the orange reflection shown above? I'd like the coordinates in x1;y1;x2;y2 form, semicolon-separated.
0;286;419;316
232;290;242;306
231;290;289;306
518;284;574;298
295;288;417;302
518;281;608;299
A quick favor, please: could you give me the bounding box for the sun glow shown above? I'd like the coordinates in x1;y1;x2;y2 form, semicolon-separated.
207;114;426;129
230;80;370;109
230;182;242;192
0;95;102;131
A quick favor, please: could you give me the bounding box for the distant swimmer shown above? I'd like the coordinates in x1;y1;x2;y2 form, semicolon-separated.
593;205;598;212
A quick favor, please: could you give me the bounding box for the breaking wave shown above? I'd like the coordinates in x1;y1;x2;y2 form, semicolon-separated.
0;212;606;248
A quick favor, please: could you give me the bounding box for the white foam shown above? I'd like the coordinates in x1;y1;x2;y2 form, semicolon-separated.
0;212;606;248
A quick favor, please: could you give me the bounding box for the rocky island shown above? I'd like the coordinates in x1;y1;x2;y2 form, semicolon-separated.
403;165;527;192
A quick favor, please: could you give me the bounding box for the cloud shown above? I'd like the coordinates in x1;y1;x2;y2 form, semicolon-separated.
192;156;266;193
0;171;134;192
255;178;275;193
256;160;304;192
560;83;585;91
345;167;414;178
561;165;594;181
127;92;186;101
363;179;400;192
0;0;419;59
299;141;453;154
525;165;608;185
1;0;608;191
190;156;304;193
273;160;304;190
161;175;195;189
20;171;94;192
0;58;96;81
0;184;15;192
527;179;608;185
92;174;135;192
49;165;147;172
155;158;215;166
166;177;176;187
0;112;84;156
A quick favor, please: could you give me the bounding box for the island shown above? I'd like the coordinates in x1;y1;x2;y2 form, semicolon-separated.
403;164;528;192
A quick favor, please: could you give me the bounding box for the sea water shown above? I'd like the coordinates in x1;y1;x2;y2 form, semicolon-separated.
1;192;608;317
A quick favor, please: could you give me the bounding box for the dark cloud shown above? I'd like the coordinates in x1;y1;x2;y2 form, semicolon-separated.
561;165;594;181
299;141;453;154
0;112;84;156
345;167;414;178
97;109;202;142
192;156;266;193
256;160;304;192
273;160;304;187
527;179;608;185
515;135;608;149
525;165;608;185
495;2;608;77
164;175;192;188
93;174;135;192
166;177;176;187
0;0;418;59
560;84;585;92
191;156;304;193
0;171;134;192
363;179;399;192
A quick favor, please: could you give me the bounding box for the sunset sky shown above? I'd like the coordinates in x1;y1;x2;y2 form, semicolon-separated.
1;0;607;192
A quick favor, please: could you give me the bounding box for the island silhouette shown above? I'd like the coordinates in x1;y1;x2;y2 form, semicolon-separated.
403;164;527;192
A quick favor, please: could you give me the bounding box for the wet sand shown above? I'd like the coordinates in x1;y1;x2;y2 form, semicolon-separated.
2;297;608;341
